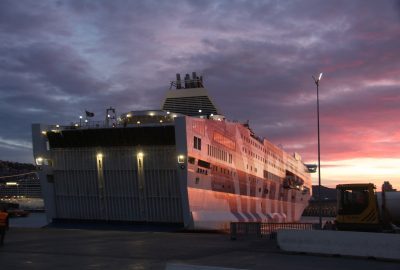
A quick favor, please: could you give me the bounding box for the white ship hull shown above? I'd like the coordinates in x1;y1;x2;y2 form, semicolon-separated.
31;73;312;230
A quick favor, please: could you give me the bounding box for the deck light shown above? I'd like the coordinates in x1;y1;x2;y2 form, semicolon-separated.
35;157;44;165
177;155;185;163
6;182;18;186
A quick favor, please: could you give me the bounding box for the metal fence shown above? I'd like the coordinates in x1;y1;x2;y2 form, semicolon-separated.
230;222;315;240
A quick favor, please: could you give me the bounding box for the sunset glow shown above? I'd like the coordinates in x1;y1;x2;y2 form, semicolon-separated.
313;158;400;190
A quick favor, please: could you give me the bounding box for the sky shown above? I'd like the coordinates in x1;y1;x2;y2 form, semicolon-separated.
0;0;399;190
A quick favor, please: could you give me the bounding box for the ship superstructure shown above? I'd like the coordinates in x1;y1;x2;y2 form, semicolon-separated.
32;73;312;229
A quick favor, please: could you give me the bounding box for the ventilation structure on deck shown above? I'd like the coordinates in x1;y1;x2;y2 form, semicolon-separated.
161;72;220;117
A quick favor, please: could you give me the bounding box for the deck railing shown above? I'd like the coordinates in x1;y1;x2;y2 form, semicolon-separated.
230;222;315;240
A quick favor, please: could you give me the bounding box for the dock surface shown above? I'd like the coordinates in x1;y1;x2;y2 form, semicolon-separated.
0;227;399;269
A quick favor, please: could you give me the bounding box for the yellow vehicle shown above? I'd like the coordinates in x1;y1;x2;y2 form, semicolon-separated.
336;183;400;232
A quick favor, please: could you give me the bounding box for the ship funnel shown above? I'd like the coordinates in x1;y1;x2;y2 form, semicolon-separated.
191;72;197;88
176;73;182;89
184;74;190;88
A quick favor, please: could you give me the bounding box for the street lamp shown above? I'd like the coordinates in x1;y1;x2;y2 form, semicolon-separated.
312;72;323;229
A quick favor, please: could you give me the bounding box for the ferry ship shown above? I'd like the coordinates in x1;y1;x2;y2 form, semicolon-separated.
32;72;313;230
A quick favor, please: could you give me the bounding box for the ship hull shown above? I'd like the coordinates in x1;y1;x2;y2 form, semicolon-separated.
188;187;308;230
32;114;311;230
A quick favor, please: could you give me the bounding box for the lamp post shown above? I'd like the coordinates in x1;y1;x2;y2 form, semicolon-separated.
312;72;323;229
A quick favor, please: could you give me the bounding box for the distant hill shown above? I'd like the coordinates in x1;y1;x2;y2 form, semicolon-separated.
0;160;36;177
311;185;337;201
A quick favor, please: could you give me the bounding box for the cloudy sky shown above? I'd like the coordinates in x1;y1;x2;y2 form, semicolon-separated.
0;0;399;189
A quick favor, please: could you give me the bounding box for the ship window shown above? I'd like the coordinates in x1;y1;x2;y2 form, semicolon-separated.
188;156;195;164
194;136;202;150
198;159;211;169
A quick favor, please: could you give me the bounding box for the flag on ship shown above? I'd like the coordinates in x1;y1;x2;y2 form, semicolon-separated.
85;110;95;117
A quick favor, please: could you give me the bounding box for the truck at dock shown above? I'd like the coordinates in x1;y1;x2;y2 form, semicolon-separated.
335;183;400;232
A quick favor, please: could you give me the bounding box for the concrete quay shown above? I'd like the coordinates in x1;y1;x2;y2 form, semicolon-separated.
0;227;399;270
278;229;400;261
